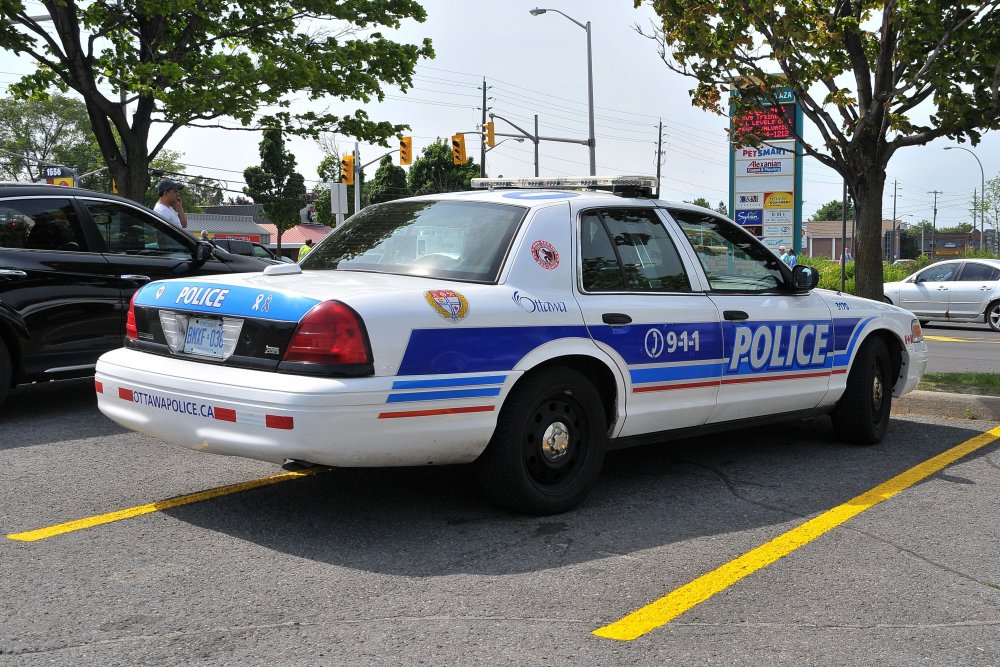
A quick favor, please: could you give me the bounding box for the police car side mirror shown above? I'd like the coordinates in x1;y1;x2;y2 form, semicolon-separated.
791;264;819;291
192;240;214;266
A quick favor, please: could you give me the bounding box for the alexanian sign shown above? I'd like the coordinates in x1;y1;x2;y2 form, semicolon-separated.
735;157;794;177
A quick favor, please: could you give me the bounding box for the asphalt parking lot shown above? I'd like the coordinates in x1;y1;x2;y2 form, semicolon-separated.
2;379;999;666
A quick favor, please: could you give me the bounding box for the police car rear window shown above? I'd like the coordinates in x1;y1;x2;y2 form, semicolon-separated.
301;200;526;283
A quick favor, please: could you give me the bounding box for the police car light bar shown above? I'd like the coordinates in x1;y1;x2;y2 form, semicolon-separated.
471;175;658;195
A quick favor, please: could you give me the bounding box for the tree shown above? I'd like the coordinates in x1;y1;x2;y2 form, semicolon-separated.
686;197;712;209
407;139;480;195
0;0;433;202
243;129;306;253
637;0;1000;299
366;155;410;205
0;93;103;183
715;201;728;216
810;199;856;222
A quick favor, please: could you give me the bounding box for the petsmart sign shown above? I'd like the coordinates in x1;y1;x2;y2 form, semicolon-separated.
729;88;803;253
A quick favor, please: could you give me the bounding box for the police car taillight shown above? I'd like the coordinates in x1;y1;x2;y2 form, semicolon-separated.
284;301;372;364
125;292;138;340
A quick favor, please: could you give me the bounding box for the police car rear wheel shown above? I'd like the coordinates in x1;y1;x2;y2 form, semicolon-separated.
831;337;892;445
474;368;606;515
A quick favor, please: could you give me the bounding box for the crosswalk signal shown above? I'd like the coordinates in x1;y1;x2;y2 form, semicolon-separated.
340;154;355;186
451;134;467;165
399;137;413;166
484;121;495;148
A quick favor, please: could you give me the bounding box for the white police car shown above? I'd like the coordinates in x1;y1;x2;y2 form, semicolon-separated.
96;176;928;514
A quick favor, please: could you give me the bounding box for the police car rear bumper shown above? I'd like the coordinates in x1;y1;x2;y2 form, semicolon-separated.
95;348;499;467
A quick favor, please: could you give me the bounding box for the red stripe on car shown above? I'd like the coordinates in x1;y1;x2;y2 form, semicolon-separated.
378;405;495;419
265;415;294;430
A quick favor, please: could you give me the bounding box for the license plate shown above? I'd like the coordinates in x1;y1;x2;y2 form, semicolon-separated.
183;317;225;358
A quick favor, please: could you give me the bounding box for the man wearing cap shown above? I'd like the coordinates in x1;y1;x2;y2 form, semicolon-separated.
154;178;188;229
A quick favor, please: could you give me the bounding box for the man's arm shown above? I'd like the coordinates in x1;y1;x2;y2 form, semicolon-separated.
174;199;188;229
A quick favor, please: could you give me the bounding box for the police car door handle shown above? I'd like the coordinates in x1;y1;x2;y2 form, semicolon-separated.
602;313;632;325
0;269;28;278
120;274;151;283
724;310;749;321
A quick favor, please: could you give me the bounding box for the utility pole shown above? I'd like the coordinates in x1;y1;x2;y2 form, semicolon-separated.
480;79;488;178
928;190;943;257
890;179;899;259
654;119;665;198
973;189;978;251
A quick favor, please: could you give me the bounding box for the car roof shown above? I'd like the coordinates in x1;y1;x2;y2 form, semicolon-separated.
0;182;143;206
400;188;709;214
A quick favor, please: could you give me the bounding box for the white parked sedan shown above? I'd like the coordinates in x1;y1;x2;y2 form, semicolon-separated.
883;258;1000;332
96;176;928;514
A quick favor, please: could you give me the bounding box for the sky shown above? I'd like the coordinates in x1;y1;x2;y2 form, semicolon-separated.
1;0;997;229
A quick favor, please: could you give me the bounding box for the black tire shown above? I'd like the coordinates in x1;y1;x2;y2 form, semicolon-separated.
474;368;607;514
0;337;11;409
986;301;1000;333
831;337;893;445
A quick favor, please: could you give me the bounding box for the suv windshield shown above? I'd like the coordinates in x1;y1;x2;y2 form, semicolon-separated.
301;199;527;283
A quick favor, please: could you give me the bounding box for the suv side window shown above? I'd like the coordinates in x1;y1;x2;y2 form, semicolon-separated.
580;208;690;292
86;201;190;257
0;198;89;251
668;208;784;293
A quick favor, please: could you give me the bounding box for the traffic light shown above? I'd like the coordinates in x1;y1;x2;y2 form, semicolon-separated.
484;121;495;148
399;137;413;166
451;134;467;165
340;154;355;186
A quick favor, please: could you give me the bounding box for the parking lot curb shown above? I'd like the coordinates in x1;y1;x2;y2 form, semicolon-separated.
893;390;1000;422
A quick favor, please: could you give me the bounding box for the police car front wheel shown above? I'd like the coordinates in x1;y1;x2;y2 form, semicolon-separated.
474;368;607;515
831;337;893;445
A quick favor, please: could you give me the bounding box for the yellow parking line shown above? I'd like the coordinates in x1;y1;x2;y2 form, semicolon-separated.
593;425;1000;641
7;467;330;543
924;335;1000;344
923;335;971;342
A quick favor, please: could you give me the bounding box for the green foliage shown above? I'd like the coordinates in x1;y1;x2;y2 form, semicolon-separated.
407;139;480;195
366;155;410;205
638;0;1000;303
243;129;307;249
686;197;712;209
0;94;104;184
810;199;855;222
0;0;433;201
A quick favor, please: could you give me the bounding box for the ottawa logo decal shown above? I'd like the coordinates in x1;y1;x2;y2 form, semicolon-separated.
424;289;470;322
530;240;560;270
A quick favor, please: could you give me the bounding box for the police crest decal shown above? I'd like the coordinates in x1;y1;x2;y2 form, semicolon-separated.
424;289;470;322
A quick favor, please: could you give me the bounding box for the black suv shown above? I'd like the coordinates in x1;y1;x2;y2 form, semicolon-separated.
0;183;269;407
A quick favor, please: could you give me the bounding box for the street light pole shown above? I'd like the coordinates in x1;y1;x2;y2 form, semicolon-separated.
944;146;985;250
529;8;596;175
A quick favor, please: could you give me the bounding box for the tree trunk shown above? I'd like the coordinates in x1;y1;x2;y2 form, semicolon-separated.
851;175;887;301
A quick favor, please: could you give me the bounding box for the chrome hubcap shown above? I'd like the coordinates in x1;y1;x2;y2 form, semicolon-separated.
541;421;570;462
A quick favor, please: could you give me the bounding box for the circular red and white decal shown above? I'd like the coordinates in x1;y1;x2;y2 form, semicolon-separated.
530;240;560;270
